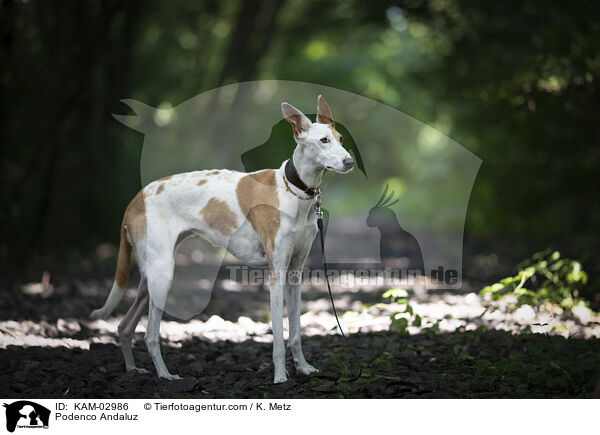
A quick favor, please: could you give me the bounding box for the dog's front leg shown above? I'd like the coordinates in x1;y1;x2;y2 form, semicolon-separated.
285;278;318;375
270;281;287;383
269;251;292;384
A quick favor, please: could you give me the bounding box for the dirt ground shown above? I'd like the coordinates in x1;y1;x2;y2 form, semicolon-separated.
1;246;600;399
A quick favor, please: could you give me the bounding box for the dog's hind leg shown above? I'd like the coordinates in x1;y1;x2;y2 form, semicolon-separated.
145;297;181;380
144;249;181;380
118;276;149;373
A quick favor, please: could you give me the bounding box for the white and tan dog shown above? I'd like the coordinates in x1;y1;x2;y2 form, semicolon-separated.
91;95;354;384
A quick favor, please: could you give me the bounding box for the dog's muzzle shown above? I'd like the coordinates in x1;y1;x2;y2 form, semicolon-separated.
343;157;355;170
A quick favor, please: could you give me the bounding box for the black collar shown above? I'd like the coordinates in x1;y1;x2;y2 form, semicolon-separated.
284;158;320;197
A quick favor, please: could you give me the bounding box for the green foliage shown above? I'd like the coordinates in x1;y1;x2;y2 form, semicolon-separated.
421;319;441;336
373;351;394;372
408;1;600;264
382;288;437;335
383;288;414;335
479;249;589;312
382;288;409;301
452;344;474;361
3;0;600;282
328;348;352;379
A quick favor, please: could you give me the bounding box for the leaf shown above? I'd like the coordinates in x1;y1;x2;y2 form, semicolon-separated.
390;317;409;335
500;277;517;286
382;288;409;300
412;314;422;327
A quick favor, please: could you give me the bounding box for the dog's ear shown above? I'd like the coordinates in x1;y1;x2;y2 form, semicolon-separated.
317;95;334;127
282;102;312;137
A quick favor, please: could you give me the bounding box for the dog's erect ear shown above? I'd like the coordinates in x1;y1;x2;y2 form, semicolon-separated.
282;102;312;137
317;95;334;127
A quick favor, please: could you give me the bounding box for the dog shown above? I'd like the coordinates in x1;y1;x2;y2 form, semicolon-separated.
91;95;355;383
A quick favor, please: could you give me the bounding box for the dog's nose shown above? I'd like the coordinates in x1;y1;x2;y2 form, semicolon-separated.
343;157;355;169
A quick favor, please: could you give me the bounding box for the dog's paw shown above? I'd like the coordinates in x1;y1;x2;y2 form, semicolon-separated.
89;308;106;320
297;363;318;375
127;367;150;375
273;368;288;384
160;373;183;381
273;374;288;384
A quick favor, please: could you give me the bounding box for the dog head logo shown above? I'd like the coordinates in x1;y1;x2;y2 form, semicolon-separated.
3;401;50;433
113;81;481;318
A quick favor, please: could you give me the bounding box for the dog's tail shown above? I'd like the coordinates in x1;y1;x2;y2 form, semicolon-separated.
90;221;132;320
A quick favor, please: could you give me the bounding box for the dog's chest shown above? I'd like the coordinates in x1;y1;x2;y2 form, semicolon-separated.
282;203;318;252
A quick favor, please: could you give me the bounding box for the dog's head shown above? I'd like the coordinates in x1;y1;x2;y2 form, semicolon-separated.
281;95;354;173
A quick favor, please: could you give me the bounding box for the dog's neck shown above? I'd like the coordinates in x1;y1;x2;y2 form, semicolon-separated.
291;145;324;190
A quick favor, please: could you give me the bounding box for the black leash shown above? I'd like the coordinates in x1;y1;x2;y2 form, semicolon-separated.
315;202;362;383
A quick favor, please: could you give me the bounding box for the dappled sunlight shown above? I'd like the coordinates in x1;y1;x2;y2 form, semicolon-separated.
2;0;599;405
2;260;600;398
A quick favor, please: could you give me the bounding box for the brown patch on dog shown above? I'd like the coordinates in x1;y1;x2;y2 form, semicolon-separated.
200;198;238;236
124;190;147;245
207;171;220;175
156;184;165;195
115;190;146;288
114;218;132;289
197;179;207;186
158;175;172;181
327;125;343;143
236;170;280;273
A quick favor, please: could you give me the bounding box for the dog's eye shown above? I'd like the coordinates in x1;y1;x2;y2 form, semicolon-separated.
339;136;343;144
320;137;329;143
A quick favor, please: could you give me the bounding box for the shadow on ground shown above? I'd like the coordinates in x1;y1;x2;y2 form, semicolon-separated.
1;328;599;399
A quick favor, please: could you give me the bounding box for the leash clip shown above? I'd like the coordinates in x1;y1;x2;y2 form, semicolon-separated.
313;191;323;220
